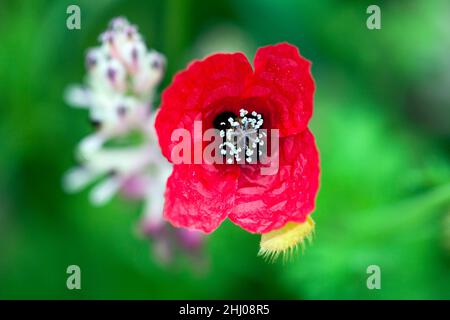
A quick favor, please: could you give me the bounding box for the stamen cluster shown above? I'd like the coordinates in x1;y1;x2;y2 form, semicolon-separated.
219;109;266;164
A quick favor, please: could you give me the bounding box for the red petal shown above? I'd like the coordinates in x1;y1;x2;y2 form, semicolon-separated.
228;129;320;234
163;164;239;233
155;53;253;161
244;43;315;137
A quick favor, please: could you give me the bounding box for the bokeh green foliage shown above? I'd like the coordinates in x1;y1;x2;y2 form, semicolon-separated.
0;0;449;299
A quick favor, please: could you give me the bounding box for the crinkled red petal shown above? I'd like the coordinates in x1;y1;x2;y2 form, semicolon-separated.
228;129;320;234
163;164;239;233
155;53;253;161
244;43;315;137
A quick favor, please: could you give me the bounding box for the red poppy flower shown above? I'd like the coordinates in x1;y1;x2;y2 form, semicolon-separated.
155;43;319;258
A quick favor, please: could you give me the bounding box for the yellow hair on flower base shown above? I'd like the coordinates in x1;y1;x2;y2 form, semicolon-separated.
259;216;315;262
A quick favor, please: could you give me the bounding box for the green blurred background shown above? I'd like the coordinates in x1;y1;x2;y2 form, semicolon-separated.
1;0;449;299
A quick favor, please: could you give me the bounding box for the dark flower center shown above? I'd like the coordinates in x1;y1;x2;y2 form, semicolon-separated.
213;111;236;130
213;109;265;164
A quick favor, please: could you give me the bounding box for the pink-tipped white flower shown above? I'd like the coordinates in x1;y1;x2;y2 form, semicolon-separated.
65;17;165;155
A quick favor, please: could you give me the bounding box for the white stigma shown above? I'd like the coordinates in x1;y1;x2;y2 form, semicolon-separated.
219;108;264;164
